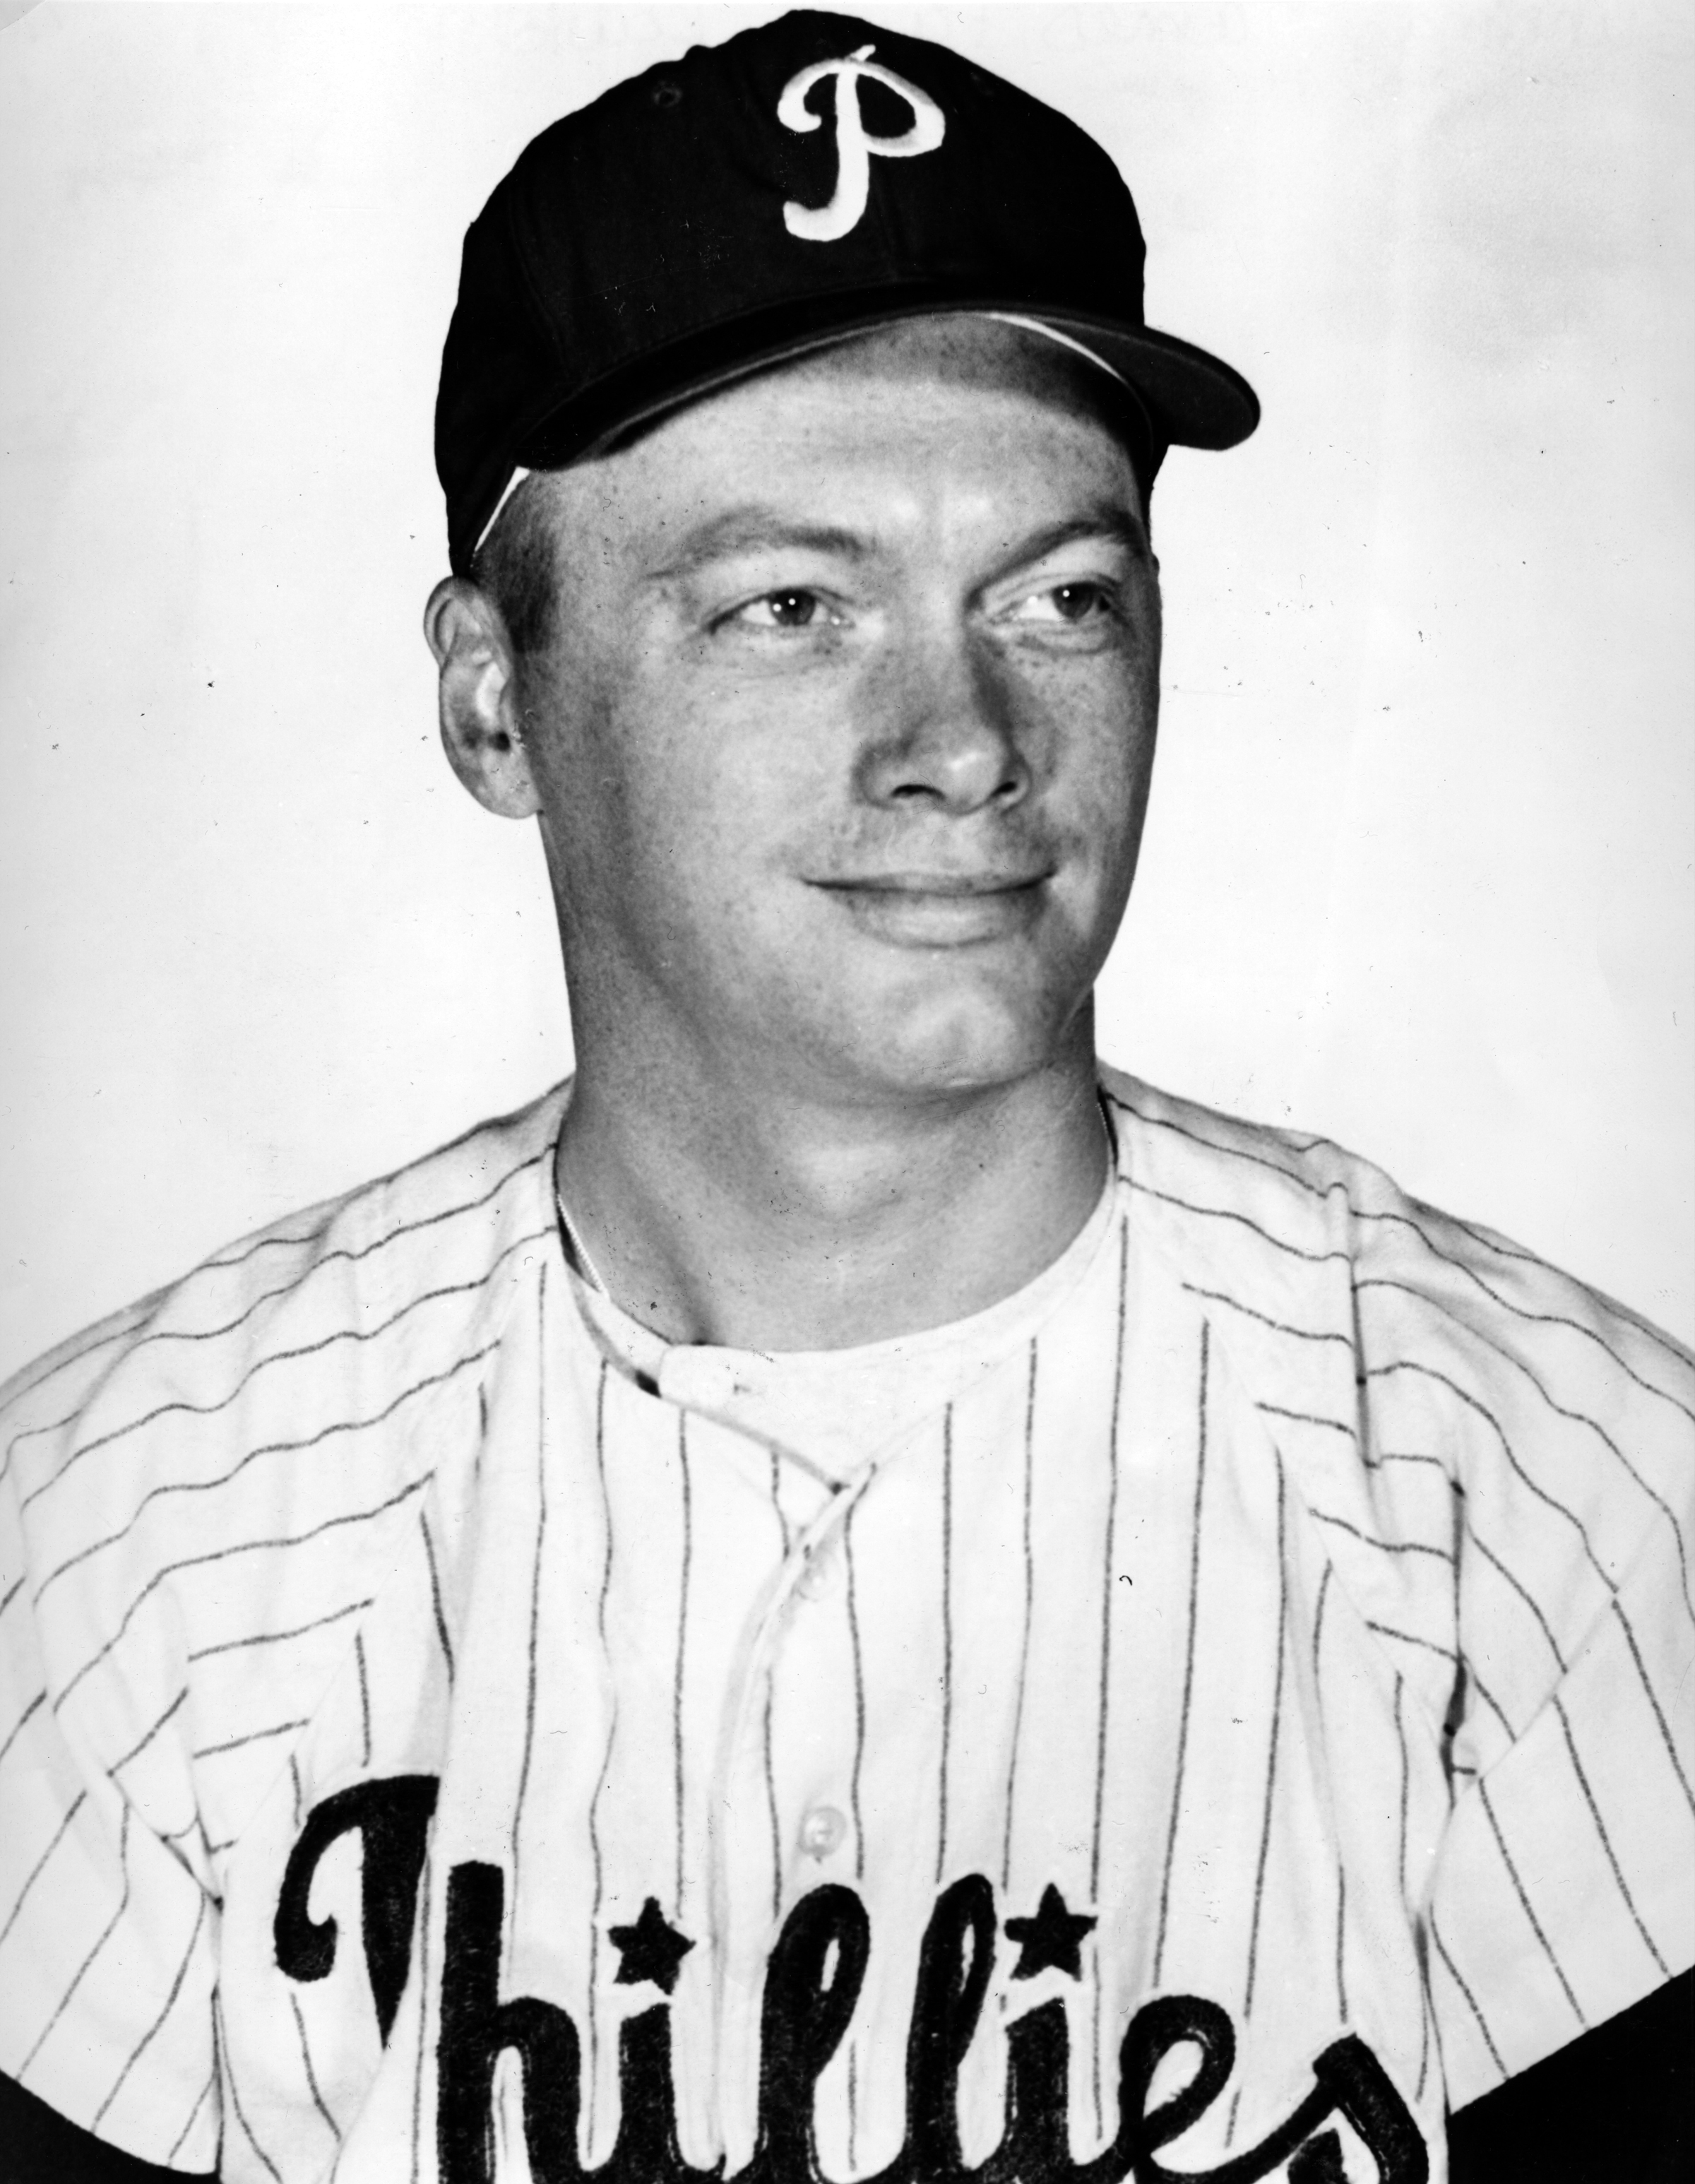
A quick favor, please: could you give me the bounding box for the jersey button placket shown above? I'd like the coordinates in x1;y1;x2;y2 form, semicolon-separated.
707;1479;843;2166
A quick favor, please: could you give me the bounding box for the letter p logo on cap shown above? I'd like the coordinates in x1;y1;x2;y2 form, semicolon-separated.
778;44;946;242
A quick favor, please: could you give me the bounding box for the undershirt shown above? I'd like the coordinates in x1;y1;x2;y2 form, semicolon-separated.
568;1168;1120;1480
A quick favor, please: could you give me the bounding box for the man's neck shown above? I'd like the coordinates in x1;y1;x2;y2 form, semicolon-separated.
553;1043;1112;1353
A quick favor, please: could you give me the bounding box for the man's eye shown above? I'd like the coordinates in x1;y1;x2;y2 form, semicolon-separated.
736;590;828;629
1011;581;1116;626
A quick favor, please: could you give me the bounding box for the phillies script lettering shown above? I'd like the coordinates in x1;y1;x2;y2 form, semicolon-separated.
275;1784;1427;2184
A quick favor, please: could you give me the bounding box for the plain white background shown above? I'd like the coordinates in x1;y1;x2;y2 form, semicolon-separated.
1;0;1691;1380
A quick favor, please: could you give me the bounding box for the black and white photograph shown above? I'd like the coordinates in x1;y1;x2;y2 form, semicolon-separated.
1;6;1690;2180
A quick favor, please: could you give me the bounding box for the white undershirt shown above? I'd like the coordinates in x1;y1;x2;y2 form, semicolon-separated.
569;1170;1120;1479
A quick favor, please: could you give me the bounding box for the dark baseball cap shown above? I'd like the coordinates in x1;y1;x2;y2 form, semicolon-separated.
436;8;1259;574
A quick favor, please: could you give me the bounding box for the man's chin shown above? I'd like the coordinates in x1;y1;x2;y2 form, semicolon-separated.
787;973;1092;1108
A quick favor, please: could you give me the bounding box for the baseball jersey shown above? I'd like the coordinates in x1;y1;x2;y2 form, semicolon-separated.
1;1068;1691;2184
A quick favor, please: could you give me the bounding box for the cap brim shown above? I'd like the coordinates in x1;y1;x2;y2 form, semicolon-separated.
521;296;1259;475
1037;317;1259;451
480;299;1256;562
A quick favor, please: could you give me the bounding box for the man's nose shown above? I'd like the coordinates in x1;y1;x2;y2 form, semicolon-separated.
855;620;1032;815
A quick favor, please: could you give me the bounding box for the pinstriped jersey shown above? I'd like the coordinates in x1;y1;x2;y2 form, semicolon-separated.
1;1068;1691;2183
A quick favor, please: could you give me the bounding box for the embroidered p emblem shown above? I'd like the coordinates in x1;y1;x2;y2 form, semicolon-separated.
777;44;946;242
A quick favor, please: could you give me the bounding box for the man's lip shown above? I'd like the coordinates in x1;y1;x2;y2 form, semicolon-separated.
806;870;1053;946
809;870;1052;897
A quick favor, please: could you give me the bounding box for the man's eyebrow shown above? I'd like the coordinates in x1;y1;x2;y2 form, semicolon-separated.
644;509;873;583
986;507;1151;584
642;500;1149;587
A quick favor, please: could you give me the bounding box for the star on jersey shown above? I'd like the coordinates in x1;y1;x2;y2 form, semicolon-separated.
609;1898;694;1993
1004;1884;1097;1979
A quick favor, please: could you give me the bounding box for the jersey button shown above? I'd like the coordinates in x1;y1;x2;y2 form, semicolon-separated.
799;1805;848;1860
672;1357;738;1408
796;1549;835;1601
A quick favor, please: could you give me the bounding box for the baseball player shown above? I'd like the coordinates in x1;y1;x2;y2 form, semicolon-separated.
1;13;1689;2184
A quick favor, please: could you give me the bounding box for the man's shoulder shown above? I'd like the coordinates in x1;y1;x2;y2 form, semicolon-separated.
1100;1062;1695;1443
1101;1064;1377;1228
1100;1062;1429;1275
0;1081;569;1473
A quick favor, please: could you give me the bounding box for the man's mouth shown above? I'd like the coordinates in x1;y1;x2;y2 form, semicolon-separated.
809;869;1053;946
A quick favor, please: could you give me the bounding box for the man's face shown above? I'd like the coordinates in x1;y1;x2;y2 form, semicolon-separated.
506;317;1161;1108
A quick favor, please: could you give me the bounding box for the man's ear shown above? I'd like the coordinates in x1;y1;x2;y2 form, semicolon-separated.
422;578;540;819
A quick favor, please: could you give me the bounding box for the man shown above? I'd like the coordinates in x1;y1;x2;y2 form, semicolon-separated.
0;11;1688;2182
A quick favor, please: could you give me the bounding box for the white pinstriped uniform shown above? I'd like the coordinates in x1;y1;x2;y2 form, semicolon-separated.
1;1069;1691;2183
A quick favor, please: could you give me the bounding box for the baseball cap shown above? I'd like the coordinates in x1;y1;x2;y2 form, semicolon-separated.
436;8;1259;575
